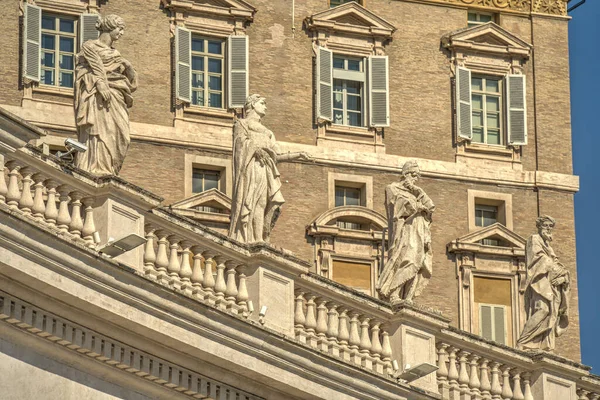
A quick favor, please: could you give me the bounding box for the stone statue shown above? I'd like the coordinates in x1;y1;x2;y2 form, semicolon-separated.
377;161;435;302
517;216;570;351
229;95;311;243
74;15;138;175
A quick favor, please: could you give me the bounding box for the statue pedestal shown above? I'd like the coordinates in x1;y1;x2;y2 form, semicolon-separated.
531;371;577;400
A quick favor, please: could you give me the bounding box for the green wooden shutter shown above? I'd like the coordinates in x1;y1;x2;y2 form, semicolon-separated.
369;55;390;127
175;26;192;103
316;46;332;121
228;35;248;108
80;14;99;46
493;306;506;345
480;305;492;341
456;66;472;140
23;3;41;82
507;74;527;145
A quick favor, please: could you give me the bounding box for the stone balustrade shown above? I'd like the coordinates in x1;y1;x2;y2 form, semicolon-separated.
0;154;98;247
142;224;250;318
293;286;393;375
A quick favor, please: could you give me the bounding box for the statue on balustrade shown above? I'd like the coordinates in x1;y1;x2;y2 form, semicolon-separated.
229;95;312;244
517;216;570;351
74;15;138;176
377;161;435;302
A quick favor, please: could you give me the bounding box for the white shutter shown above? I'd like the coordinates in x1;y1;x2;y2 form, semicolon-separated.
493;306;506;345
507;74;527;145
175;27;192;103
228;35;248;108
369;55;389;127
80;14;99;47
456;66;472;140
23;3;41;82
480;305;492;341
316;46;332;121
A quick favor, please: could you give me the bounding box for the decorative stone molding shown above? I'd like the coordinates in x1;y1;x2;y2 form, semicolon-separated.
170;188;232;233
161;0;256;33
440;0;531;13
532;0;567;15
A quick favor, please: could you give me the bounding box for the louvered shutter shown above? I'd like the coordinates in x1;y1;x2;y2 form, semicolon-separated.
480;305;492;341
493;306;506;345
456;66;472;140
23;3;41;82
316;46;332;121
369;55;389;127
507;74;527;145
80;14;99;46
228;35;248;108
175;27;192;103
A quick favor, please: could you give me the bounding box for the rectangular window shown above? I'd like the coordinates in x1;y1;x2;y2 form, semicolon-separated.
330;0;359;7
474;277;511;345
471;76;502;145
479;304;507;345
332;56;364;127
332;260;372;295
191;37;224;108
335;186;361;207
40;13;77;88
336;220;363;230
192;169;220;193
475;204;498;227
467;12;495;28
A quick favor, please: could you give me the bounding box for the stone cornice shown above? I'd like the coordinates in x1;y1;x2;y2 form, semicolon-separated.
393;0;567;17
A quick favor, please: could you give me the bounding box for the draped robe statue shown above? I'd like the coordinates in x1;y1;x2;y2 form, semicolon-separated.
229;95;311;244
377;161;435;302
74;15;137;175
517;216;570;351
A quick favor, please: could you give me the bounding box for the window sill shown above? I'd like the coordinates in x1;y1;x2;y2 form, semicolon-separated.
327;124;374;138
33;85;74;97
184;106;235;120
464;141;514;157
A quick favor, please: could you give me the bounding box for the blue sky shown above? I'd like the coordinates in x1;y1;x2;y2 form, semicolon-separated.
569;0;600;372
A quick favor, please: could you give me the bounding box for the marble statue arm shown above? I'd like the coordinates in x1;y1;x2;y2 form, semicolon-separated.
276;151;313;163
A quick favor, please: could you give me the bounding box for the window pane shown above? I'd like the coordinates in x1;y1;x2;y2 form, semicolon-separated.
42;70;55;85
209;92;222;108
335;188;344;207
192;171;204;193
333;80;343;92
347;59;361;71
472;94;483;110
59;19;75;33
347;112;361;127
208;76;222;91
333;93;343;109
191;38;204;52
467;12;478;21
192;73;204;88
346;81;361;95
60;72;73;88
471;77;483;91
60;54;74;70
192;56;204;71
208;58;222;73
42;52;55;67
333;57;345;69
345;188;360;205
486;79;500;93
192;90;204;106
207;41;222;54
472;127;483;143
487;130;501;145
347;95;361;111
480;14;493;23
472;110;483;127
204;173;219;190
42;34;55;50
42;15;55;30
486;96;499;112
60;37;74;53
475;209;484;227
333;110;343;125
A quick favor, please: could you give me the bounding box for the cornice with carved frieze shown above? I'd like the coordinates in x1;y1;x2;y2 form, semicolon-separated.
395;0;567;17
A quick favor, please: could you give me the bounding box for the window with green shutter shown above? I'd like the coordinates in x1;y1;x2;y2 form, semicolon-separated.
40;13;77;88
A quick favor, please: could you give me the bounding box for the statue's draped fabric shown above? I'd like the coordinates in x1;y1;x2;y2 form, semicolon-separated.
229;119;284;243
74;40;137;175
377;182;435;300
517;234;570;350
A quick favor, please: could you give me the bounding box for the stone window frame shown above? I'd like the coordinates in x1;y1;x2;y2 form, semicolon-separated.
328;172;373;209
20;0;99;100
162;0;256;122
305;2;395;153
467;189;513;232
184;153;232;198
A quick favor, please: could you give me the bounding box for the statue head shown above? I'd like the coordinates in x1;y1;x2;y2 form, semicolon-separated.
96;15;126;42
536;215;556;242
401;160;421;187
244;94;267;118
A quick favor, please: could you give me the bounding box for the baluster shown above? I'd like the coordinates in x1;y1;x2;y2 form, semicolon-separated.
326;304;340;356
578;390;591;400
202;251;216;295
31;174;46;219
81;197;96;246
501;366;513;400
213;257;228;305
359;317;372;354
154;231;170;276
511;371;524;400
458;351;470;392
315;299;329;350
56;186;71;233
179;242;193;283
190;248;204;287
294;292;306;328
469;355;481;397
480;358;492;399
521;372;533;400
338;309;350;361
44;180;59;226
305;296;317;347
437;344;449;383
0;155;7;202
69;192;84;238
236;265;249;316
143;228;157;276
381;329;392;373
167;236;181;277
490;362;502;399
5;161;21;208
370;321;383;358
224;261;239;308
18;167;34;213
447;347;460;389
